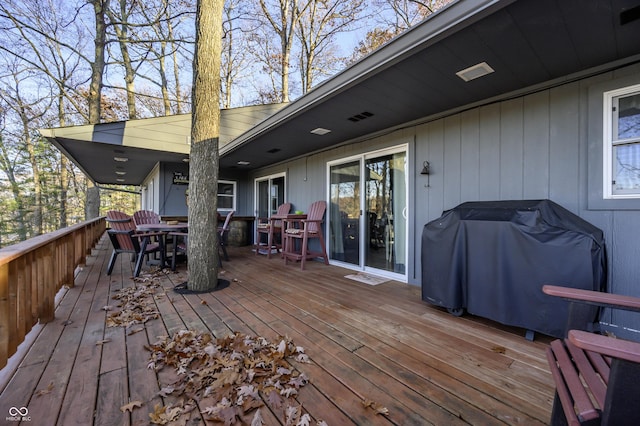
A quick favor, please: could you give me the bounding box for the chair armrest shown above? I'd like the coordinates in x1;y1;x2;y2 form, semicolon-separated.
107;229;135;235
133;231;165;239
568;330;640;364
543;285;640;313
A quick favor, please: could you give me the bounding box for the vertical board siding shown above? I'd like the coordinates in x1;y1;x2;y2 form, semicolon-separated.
248;67;638;336
549;82;581;211
460;109;481;203
523;91;550;199
443;115;462;209
478;104;501;201
499;98;525;200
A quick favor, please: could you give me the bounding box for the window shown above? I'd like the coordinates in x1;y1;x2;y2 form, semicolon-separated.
217;180;236;212
604;84;640;198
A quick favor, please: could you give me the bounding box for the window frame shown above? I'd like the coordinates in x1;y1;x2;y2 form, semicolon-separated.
217;180;237;212
603;83;640;199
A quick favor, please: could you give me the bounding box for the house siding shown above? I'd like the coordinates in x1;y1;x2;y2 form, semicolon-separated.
245;63;640;337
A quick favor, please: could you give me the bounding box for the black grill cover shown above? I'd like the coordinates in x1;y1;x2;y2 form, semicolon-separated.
421;200;606;338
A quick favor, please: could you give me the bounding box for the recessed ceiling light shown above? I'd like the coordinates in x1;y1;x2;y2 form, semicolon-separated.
116;178;125;182
237;161;250;166
182;158;190;163
310;127;331;135
115;171;126;175
456;62;495;82
114;156;128;162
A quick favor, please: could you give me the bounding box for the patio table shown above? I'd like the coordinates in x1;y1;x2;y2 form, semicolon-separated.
136;222;188;268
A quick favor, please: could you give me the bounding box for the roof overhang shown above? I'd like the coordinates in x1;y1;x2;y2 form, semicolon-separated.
41;0;640;181
40;104;286;185
219;0;640;170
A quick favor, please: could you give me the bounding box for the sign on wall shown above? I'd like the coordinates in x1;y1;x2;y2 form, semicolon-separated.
173;171;189;185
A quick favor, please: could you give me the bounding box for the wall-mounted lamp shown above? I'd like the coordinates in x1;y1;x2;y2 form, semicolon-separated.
420;161;431;187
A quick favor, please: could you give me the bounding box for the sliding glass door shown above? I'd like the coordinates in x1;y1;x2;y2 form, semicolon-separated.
328;146;407;279
255;173;286;219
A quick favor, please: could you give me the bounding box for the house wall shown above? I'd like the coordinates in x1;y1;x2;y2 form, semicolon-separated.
245;62;640;338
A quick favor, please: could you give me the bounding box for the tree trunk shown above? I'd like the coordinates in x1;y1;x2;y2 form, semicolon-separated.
188;0;224;292
84;0;108;218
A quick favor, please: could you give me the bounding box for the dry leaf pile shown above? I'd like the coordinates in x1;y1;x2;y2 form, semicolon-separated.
146;330;321;425
106;282;161;328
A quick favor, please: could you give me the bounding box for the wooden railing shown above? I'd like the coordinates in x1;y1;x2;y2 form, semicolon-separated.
0;217;106;369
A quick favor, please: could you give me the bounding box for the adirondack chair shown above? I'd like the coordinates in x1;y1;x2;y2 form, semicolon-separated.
543;285;640;425
133;210;161;226
106;210;164;277
282;200;329;270
255;202;291;258
218;210;234;262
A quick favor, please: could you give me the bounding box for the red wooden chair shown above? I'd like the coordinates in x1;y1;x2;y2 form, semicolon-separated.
255;202;291;258
133;210;161;226
543;285;640;425
218;210;235;262
106;210;163;277
282;200;329;270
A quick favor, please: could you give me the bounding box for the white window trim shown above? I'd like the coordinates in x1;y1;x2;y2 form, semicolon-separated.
603;83;640;199
217;180;237;212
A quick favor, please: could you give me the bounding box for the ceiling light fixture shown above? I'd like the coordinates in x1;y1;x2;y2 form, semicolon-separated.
116;178;125;182
113;156;128;162
115;171;126;175
456;62;495;82
310;127;331;135
237;161;250;166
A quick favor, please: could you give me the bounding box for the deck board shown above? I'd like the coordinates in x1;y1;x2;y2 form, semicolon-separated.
0;235;555;425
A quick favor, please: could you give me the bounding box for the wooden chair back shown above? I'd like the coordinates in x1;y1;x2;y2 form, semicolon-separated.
133;210;160;226
106;210;136;251
306;200;326;233
273;202;292;227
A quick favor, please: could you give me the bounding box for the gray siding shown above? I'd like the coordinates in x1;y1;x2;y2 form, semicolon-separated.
243;63;640;337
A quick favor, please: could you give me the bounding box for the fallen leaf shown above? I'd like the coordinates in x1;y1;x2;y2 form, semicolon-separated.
362;398;389;416
297;413;311;426
95;339;111;346
251;409;264;426
200;300;208;305
35;381;54;396
491;346;506;354
120;400;143;413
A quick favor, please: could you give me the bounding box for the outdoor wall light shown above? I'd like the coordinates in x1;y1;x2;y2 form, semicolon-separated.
421;161;431;187
420;161;430;175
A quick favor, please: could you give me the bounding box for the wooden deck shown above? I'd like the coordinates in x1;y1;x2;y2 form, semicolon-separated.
0;235;554;425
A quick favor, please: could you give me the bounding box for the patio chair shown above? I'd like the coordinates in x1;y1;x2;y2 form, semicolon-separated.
133;210;160;226
282;200;329;270
105;210;164;277
543;285;640;425
218;210;235;262
169;230;188;271
255;202;291;258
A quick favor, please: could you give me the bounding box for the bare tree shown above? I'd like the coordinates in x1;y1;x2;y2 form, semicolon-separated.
105;0;141;119
296;0;364;94
257;0;312;102
220;0;252;108
188;0;224;292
